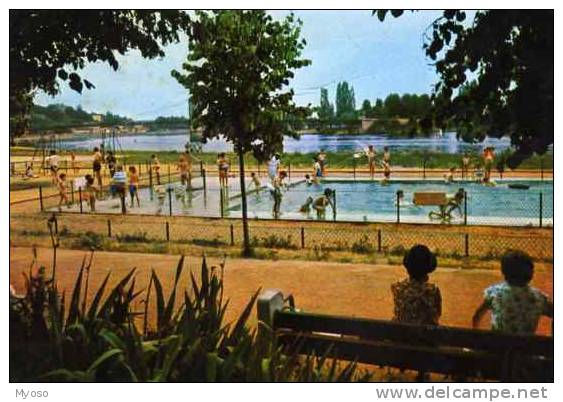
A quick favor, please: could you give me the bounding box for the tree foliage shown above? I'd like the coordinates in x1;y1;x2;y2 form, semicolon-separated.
335;81;357;120
172;10;310;255
376;10;553;167
317;88;335;121
9;10;190;139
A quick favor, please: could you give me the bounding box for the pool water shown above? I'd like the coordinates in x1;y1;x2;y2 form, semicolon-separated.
231;179;553;226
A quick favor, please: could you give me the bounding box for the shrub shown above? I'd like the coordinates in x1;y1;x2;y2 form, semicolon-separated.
351;235;374;254
389;245;407;256
251;234;297;250
116;231;149;243
73;231;106;250
10;252;369;382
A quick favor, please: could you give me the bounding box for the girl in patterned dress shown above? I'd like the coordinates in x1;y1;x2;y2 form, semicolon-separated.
391;245;442;325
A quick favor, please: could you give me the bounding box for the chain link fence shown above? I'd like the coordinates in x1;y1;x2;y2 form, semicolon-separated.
10;212;553;262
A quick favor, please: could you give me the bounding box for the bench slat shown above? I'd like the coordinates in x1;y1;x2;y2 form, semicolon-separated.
413;192;447;206
277;332;553;382
273;311;553;356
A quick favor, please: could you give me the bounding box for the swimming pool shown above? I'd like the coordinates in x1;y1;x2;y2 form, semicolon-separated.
229;179;553;226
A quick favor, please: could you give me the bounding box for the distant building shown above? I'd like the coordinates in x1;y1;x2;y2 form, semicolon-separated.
91;114;103;122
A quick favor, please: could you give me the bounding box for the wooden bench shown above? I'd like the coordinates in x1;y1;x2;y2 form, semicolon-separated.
257;290;553;382
413;192;460;222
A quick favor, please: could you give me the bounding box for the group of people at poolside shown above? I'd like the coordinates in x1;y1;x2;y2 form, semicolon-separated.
446;147;497;185
394;245;552;336
54;146;195;214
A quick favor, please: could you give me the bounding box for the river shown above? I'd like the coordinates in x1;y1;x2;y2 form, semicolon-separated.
59;131;512;154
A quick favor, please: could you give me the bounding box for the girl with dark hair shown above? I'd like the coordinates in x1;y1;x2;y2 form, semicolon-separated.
391;245;441;325
472;250;553;334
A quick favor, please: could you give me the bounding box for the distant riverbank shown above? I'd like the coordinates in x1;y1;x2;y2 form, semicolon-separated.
46;131;514;155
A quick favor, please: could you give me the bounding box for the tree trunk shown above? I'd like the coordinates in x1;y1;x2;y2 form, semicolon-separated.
237;145;252;256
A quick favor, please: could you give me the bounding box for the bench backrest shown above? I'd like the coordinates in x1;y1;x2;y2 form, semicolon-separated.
413;192;447;206
270;310;553;381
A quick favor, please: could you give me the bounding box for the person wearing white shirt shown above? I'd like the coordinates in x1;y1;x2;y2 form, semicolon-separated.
268;154;280;182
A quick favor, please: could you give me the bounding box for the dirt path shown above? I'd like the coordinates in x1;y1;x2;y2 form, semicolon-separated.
9;247;553;335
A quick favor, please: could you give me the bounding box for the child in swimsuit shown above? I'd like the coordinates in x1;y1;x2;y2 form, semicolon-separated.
92;147;103;187
444;167;455;183
365;145;376;179
178;155;189;187
57;173;70;211
128;166;140;207
217;153;229;188
151;154;161;185
84;174;98;212
299;196;314;216
312;188;335;220
155;185;167;214
249;172;261;193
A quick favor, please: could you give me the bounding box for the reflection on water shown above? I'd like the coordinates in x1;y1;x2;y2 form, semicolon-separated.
60;131;513;154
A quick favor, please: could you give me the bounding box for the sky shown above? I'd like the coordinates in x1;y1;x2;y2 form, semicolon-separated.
34;10;454;120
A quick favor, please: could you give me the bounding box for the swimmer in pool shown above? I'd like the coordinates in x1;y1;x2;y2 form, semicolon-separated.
299;196;314;216
312;188;335;220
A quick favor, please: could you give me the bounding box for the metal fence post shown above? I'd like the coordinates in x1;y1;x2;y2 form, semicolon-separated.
78;187;83;213
107;219;112;237
464;190;468;225
301;227;305;249
70;181;75;203
39;186;44;211
422;160;426;180
202;168;207;192
120;192;126;215
220;188;225;218
332;190;337;221
166;221;170;242
230;224;234;246
149;163;153;188
539;192;543;228
167;164;171;184
540;158;544;182
396;191;400;223
168;187;173;217
464;233;469;257
377;229;382;252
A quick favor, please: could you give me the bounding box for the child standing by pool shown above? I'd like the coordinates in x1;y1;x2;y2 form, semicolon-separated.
47;150;60;184
365;145;376;179
461;153;470;179
444;167;456;183
92;147;103;187
217;153;229;188
270;171;287;218
249;172;261;193
128;166;140;207
313;157;322;182
383;146;391;165
391;245;441;325
381;160;391;184
57;173;70;211
472;250;553;335
268;154;280;182
151;154;161;185
178;155;189;187
84;174;98;212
